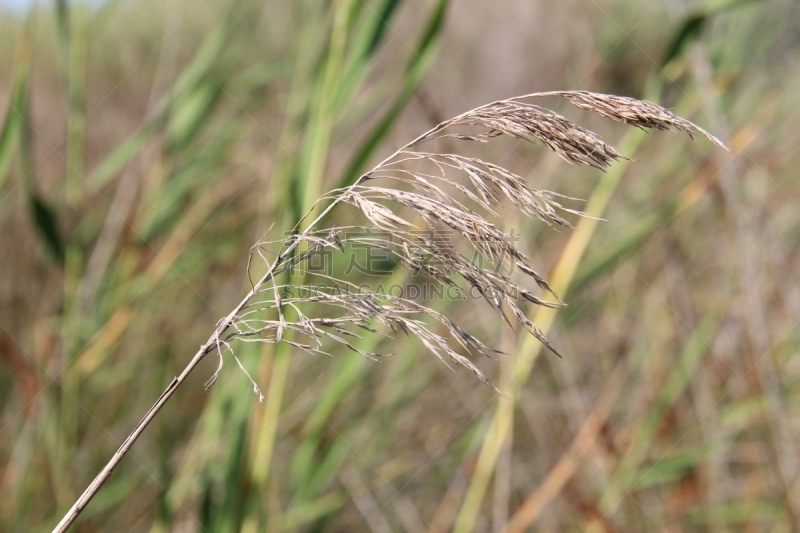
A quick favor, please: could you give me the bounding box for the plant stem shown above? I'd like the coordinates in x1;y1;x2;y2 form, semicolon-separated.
50;169;368;531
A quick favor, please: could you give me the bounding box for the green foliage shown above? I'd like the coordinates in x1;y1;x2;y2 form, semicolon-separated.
1;0;799;531
661;0;765;67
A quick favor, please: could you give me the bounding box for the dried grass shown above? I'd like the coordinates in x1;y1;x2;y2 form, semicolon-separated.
218;91;726;394
52;89;726;533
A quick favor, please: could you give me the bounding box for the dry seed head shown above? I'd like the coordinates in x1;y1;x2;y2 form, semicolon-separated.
219;91;726;393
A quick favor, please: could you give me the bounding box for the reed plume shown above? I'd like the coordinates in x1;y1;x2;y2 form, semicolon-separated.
53;90;725;532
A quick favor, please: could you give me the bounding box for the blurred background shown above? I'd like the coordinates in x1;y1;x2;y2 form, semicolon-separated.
1;0;799;531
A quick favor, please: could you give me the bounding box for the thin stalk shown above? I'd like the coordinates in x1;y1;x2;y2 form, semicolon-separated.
57;0;88;513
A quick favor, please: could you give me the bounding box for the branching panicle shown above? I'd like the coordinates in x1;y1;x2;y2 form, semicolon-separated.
218;91;726;392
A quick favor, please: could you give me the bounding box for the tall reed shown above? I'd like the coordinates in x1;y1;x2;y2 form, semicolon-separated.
52;90;725;532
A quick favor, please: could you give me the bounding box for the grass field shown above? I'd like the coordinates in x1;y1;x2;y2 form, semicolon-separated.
2;0;800;531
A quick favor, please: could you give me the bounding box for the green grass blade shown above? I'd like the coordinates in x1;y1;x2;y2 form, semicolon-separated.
662;0;766;67
336;0;448;191
87;10;233;188
334;0;405;112
27;192;65;264
0;17;31;191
